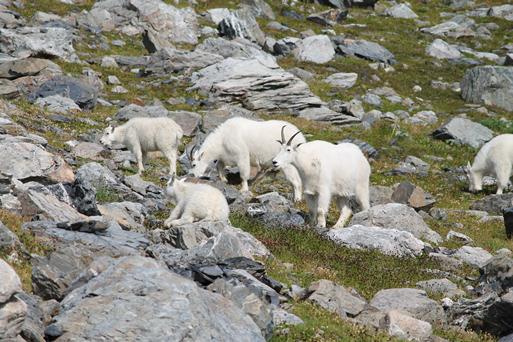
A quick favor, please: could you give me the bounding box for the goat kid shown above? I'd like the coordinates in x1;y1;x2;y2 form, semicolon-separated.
100;117;183;175
164;176;229;227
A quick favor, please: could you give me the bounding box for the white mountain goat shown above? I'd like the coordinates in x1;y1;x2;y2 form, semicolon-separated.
466;134;513;194
164;176;229;227
100;117;183;175
272;130;371;228
190;117;306;201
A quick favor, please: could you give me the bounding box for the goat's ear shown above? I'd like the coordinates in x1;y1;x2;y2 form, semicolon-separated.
467;161;471;168
276;140;283;145
167;174;175;186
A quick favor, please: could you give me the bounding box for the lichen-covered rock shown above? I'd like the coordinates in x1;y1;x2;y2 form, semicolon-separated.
45;256;265;341
370;288;446;324
432;117;493;148
350;203;442;244
327;225;426;257
461;66;513;112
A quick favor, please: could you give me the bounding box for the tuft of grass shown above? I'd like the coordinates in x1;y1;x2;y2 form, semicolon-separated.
0;210;53;292
95;186;122;203
272;302;397;342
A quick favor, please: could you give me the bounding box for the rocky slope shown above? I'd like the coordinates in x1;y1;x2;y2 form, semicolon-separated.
0;0;513;341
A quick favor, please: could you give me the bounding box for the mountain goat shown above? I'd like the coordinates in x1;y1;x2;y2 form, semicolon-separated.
164;176;229;227
272;129;371;228
190;117;306;201
466;134;513;194
100;117;183;175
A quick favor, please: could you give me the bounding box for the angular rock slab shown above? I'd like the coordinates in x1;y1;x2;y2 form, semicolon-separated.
370;288;446;324
327;225;426;257
293;35;335;64
306;279;367;318
336;39;396;64
380;310;432;341
45;256;265;341
432;117;493;148
0;27;79;62
0;141;73;183
461;66;513;112
350;203;442;244
189;57;324;113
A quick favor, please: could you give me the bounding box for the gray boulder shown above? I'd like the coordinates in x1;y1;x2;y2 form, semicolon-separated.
29;76;98;110
384;3;418;18
453;246;493;268
0;259;26;341
324;72;358;89
426;39;462;59
0;26;78;62
0;221;18;249
201;105;258;132
196;37;275;66
207;277;273;338
149;221;270;260
432;117;493;148
45;256;265;341
327;225;426;257
189;57;324;114
0;140;73;183
23;220;149;258
144;47;223;74
293;35;335;64
306;279;367;318
272;308;304;326
391;182;436;211
35;95;81;114
98;201;147;232
0;58;57;80
416;278;465;299
218;8;265;45
471;193;513;215
336;39;396;64
370;288;446;324
461;66;513;112
241;0;275;20
307;9;348;26
390;156;430;176
350;203;442;244
380;310;432;341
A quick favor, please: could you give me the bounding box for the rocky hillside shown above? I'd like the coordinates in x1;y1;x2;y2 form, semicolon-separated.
0;0;513;341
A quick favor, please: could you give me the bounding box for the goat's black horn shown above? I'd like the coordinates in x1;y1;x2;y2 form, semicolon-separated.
287;131;302;146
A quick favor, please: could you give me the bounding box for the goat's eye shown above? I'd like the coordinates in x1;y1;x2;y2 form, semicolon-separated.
213;160;218;164
287;148;291;152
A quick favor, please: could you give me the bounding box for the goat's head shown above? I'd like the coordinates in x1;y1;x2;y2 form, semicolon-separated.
190;144;216;179
272;126;303;169
165;175;188;200
100;125;116;147
465;161;481;193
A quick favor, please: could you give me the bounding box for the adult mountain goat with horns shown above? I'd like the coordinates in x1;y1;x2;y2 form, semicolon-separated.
272;129;371;228
190;117;306;201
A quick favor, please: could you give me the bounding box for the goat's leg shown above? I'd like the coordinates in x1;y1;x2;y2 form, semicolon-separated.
164;202;185;228
281;164;303;202
304;193;318;226
334;196;352;228
316;189;331;229
496;165;512;195
216;160;227;182
238;154;251;193
163;148;177;176
132;143;144;175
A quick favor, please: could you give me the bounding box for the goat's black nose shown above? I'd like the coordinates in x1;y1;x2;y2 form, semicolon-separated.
272;160;278;166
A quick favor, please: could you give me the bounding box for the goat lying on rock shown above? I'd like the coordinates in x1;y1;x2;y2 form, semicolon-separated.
272;128;371;228
100;117;183;175
164;176;229;227
190;117;305;201
466;134;513;194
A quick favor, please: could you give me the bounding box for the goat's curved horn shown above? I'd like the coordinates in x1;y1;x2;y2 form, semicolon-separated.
189;145;197;161
280;125;286;144
287;131;302;146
